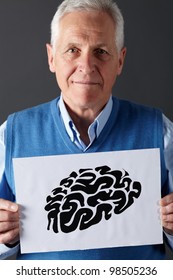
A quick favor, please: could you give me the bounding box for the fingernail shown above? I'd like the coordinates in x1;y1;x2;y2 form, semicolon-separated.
10;204;18;211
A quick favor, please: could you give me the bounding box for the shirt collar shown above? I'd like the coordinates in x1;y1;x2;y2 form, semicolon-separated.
58;94;113;148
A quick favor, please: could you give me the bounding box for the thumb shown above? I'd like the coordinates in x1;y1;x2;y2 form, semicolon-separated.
0;199;18;212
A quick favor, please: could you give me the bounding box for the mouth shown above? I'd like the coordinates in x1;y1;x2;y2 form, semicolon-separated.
72;81;100;86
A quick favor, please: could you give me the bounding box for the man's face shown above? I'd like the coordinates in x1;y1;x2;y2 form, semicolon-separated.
47;11;126;114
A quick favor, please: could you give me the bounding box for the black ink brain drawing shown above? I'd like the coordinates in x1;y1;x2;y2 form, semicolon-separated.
45;165;141;234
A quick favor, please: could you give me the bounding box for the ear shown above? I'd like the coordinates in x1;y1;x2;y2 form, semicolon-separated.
46;43;56;73
117;47;127;76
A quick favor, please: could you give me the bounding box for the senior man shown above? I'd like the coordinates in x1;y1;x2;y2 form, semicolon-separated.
0;0;173;260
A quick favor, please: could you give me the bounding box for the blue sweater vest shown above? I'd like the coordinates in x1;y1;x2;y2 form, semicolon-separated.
5;96;168;260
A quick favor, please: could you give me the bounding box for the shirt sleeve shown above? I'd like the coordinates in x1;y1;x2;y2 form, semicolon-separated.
0;121;6;182
0;121;14;200
0;121;19;259
162;114;173;250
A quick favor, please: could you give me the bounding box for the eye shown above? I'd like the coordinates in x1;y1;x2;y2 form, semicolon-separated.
95;48;110;61
96;49;108;55
67;47;79;54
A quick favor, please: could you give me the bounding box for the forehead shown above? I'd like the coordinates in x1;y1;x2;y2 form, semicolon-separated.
58;11;116;44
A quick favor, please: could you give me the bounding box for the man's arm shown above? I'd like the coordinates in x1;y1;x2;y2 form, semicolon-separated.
162;115;173;247
0;122;19;258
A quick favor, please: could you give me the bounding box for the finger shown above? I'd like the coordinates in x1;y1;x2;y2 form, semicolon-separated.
161;203;173;215
0;199;18;212
162;221;173;234
162;213;173;223
0;210;19;222
0;228;19;244
160;193;173;207
0;221;19;234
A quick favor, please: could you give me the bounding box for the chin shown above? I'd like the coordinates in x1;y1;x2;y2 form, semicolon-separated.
64;88;105;110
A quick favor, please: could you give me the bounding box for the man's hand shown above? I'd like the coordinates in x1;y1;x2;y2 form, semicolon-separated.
161;193;173;235
0;199;19;244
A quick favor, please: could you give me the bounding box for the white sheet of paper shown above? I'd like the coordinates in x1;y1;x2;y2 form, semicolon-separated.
13;148;163;254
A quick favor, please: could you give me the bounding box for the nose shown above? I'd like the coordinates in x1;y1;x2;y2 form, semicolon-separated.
77;52;96;75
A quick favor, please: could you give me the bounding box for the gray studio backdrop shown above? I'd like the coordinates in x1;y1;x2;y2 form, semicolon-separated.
0;0;173;259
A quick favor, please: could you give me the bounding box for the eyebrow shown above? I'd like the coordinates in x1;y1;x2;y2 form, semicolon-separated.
64;42;109;50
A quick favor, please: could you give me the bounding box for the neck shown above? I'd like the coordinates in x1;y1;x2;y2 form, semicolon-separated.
67;106;96;145
63;100;108;146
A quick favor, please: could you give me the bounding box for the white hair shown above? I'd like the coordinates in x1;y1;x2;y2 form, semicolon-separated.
50;0;124;53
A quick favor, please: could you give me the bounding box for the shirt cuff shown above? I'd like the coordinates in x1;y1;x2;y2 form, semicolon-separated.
0;243;19;259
